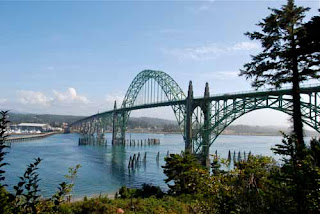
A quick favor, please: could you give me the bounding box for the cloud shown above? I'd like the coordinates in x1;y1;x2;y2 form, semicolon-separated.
180;71;239;81
231;42;260;51
210;71;239;80
16;87;90;109
163;44;222;61
163;41;260;61
53;88;89;104
190;0;216;13
17;90;52;106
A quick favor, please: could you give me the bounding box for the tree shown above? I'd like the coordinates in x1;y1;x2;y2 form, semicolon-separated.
240;0;320;153
271;134;320;213
0;111;9;188
0;111;12;214
162;152;209;196
298;10;320;76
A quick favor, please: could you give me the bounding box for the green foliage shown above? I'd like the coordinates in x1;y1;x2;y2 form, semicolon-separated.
271;134;320;213
135;183;164;199
0;111;13;214
51;182;71;209
0;186;12;214
118;186;131;199
118;183;164;200
0;111;10;188
207;155;278;214
13;157;42;213
64;164;81;202
162;152;209;196
309;137;320;167
210;156;222;175
58;195;190;214
298;10;320;74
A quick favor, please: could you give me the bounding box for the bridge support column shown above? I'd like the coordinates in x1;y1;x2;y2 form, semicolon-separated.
120;111;126;144
202;82;211;168
112;101;117;145
185;81;193;154
96;119;105;143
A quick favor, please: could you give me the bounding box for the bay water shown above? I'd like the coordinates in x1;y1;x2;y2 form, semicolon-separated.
4;133;292;198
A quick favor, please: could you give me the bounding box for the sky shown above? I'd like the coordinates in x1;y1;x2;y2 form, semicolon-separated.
0;0;319;127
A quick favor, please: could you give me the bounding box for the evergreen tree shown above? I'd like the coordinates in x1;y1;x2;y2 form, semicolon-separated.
162;152;209;195
272;134;320;213
298;10;320;75
240;0;320;153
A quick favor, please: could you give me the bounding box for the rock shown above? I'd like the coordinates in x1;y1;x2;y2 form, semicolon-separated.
116;208;124;213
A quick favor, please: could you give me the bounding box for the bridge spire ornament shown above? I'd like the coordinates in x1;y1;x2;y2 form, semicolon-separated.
204;82;209;97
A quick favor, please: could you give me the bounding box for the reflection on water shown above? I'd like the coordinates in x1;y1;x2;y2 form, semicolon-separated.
4;133;290;198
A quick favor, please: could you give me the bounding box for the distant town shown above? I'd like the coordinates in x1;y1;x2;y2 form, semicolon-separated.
7;122;65;134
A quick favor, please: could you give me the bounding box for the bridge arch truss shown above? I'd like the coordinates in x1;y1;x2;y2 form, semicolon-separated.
190;89;320;154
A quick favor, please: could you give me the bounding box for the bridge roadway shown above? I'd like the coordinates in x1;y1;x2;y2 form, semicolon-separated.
72;84;320;126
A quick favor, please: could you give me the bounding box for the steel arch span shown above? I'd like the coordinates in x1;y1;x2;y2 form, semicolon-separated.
113;70;187;143
122;70;186;127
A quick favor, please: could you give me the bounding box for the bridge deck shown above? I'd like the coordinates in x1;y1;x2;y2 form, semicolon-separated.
72;84;320;126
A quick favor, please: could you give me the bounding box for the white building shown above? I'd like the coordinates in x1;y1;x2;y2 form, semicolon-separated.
10;123;52;133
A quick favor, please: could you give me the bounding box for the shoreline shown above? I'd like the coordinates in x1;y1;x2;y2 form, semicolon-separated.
73;192;116;202
6;132;61;143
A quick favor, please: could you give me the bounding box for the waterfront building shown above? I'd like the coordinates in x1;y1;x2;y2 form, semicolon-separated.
10;123;52;133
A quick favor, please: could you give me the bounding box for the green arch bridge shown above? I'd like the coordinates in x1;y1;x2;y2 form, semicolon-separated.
71;70;320;166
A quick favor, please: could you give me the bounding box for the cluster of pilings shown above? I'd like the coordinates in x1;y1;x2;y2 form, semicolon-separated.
212;150;252;164
128;152;147;168
118;138;160;147
78;136;107;146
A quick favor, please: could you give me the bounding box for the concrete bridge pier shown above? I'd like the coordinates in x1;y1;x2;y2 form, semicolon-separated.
185;81;193;154
201;82;211;168
185;81;211;168
112;100;127;145
120;111;126;145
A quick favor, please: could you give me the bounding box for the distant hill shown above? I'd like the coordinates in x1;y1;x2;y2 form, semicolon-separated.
7;112;85;126
223;124;319;137
5;112;319;136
